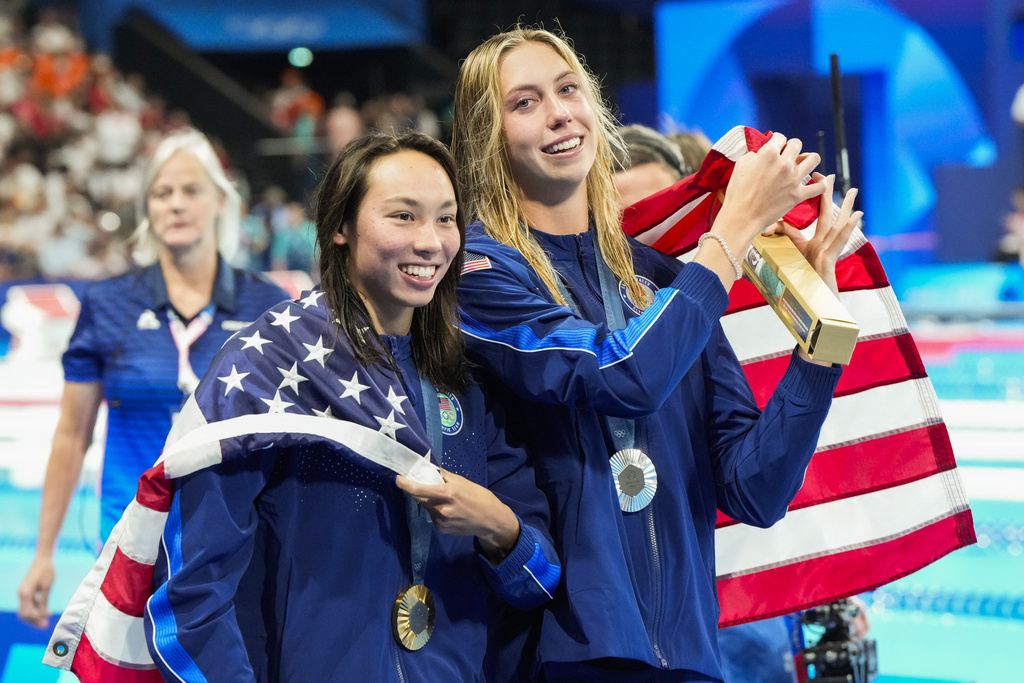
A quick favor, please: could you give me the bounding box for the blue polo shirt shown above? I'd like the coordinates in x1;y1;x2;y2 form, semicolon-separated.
62;259;288;540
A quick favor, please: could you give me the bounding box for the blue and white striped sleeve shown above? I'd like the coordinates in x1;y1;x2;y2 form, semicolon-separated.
457;241;730;418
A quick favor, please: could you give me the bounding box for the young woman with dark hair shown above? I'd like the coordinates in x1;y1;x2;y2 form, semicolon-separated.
96;131;561;682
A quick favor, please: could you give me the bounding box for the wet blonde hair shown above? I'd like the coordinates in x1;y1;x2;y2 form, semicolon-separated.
131;128;240;266
452;26;646;308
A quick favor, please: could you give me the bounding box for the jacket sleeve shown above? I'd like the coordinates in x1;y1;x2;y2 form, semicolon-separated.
705;329;842;528
145;454;271;683
457;243;730;418
476;391;560;610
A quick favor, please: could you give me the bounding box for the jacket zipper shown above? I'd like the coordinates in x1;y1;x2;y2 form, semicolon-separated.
576;236;669;668
574;235;607;317
392;641;406;683
640;422;669;668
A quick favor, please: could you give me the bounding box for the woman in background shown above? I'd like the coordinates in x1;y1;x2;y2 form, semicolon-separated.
17;128;288;629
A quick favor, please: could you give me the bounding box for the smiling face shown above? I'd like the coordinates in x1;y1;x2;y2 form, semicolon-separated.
147;150;224;257
499;40;598;206
333;149;460;336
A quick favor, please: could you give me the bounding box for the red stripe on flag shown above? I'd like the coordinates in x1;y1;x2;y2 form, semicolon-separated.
649;195;718;257
101;547;157;618
715;423;955;528
846;241;890;289
620;176;701;240
135;463;172;513
836;244;890;290
716;510;976;626
724;278;768;314
790;424;956;508
745;127;768;152
70;633;162;683
740;334;929;407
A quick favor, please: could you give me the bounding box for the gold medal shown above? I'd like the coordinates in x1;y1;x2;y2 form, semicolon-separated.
610;448;658;512
392;584;435;651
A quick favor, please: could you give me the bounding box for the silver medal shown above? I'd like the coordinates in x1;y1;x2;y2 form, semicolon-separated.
610;448;657;512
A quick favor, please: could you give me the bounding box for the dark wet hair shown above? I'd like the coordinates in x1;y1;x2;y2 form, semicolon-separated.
314;131;468;392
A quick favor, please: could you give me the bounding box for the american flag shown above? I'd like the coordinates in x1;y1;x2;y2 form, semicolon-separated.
461;252;493;275
622;126;976;626
43;290;442;681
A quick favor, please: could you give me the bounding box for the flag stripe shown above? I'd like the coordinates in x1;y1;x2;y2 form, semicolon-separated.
818;379;941;451
715;422;958;528
792;423;956;507
620;180;704;243
740;333;928;407
101;547;156;618
83;591;152;667
135;463;172;512
716;510;975;627
70;634;161;682
161;411;443;484
118;500;170;566
715;469;969;577
649;195;717;255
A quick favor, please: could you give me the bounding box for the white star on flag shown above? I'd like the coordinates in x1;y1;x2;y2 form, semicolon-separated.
261;390;294;414
300;290;324;309
303;336;333;367
375;410;406;439
217;365;249;396
312;405;334;419
386;386;408;415
277;362;308;394
339;371;370;404
270;306;300;333
240;330;271;354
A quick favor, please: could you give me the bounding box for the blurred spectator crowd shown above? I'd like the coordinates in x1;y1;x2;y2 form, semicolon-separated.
0;5;446;285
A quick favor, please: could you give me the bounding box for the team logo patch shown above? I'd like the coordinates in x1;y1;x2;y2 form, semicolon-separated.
619;276;658;315
461;251;492;275
137;309;160;330
437;392;463;436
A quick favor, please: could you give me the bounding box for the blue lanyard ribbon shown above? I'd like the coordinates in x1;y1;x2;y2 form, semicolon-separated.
401;376;444;586
553;245;637;453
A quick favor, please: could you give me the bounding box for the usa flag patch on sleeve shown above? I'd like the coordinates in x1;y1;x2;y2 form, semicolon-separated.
461;252;492;274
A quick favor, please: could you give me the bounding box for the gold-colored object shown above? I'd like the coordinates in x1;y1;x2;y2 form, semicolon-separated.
392;584;435;651
742;233;859;365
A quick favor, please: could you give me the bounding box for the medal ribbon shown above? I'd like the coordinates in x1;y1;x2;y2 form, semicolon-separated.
167;304;215;395
554;248;636;453
402;376;444;586
554;241;658;512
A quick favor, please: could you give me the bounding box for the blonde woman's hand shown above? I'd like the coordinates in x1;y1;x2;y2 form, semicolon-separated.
765;172;862;296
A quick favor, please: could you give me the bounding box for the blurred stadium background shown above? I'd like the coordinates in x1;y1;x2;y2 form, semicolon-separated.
0;0;1022;681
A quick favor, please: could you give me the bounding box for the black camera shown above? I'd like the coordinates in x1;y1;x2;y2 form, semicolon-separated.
796;599;878;683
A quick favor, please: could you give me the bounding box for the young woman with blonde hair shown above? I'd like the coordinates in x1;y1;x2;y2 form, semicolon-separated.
453;26;862;682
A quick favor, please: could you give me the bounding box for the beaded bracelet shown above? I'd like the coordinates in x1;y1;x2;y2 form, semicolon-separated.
697;232;743;281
